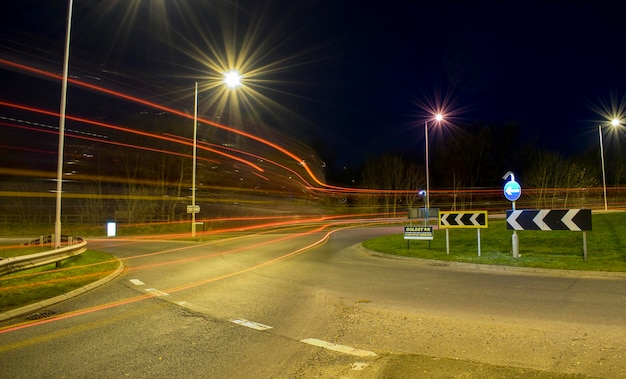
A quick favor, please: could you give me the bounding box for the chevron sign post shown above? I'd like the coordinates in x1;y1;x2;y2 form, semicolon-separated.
506;209;592;260
506;209;591;231
439;211;488;256
439;211;488;228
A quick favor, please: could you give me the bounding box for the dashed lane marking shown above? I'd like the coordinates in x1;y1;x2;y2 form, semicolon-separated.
231;319;273;331
145;288;169;297
300;338;377;357
129;279;145;286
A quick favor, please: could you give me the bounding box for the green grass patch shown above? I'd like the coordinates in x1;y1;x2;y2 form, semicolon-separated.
1;220;248;239
363;212;626;272
0;250;120;313
0;245;52;259
0;222;188;238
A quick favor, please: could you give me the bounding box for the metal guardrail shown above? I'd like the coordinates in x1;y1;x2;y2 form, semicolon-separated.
0;236;87;276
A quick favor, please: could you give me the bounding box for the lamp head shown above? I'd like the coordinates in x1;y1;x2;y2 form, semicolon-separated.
224;70;242;89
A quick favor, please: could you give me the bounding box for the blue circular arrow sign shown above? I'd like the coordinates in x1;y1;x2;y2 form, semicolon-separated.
504;180;521;201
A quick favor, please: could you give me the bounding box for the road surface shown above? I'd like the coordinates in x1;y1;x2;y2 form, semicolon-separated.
1;225;625;378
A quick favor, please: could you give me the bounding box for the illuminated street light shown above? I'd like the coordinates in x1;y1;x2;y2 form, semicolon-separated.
599;118;621;211
424;113;444;213
54;0;74;248
192;71;242;237
224;70;242;89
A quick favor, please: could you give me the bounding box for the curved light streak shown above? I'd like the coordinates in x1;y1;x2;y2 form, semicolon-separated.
0;58;364;191
0;100;263;172
0;222;350;336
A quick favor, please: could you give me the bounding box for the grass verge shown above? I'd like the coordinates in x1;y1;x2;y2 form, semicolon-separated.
0;250;121;314
363;212;626;272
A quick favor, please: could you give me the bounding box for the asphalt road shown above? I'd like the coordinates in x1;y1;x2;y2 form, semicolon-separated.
1;226;625;378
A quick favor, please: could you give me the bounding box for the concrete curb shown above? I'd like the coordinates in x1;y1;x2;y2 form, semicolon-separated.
0;259;125;322
360;244;626;279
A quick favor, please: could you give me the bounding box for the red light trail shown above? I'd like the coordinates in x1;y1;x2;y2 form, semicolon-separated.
0;57;382;193
0;100;263;172
0;222;350;336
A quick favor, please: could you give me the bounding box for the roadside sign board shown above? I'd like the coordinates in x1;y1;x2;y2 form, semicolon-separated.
438;210;488;256
404;226;433;240
506;209;592;231
187;205;200;214
439;211;488;228
504;180;521;201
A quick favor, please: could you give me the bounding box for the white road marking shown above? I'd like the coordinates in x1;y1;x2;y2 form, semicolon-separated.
145;288;169;297
129;279;145;286
231;319;273;331
351;362;369;370
300;338;377;357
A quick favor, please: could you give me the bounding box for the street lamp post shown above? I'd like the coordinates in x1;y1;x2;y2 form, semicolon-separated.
54;0;74;248
599;124;608;211
599;118;621;211
191;71;242;237
424;113;443;212
191;82;199;237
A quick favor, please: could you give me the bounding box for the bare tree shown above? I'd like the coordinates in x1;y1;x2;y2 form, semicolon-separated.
562;162;598;208
361;154;424;217
524;150;560;207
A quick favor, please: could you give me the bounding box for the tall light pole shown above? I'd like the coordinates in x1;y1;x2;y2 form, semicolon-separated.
424;113;443;212
599;118;621;211
54;0;74;248
191;82;199;237
191;71;242;237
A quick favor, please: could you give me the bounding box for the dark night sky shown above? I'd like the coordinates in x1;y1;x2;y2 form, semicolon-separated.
2;1;626;169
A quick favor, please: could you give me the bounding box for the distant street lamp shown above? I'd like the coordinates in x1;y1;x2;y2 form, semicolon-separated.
54;0;74;248
424;113;444;212
599;118;621;211
191;71;242;237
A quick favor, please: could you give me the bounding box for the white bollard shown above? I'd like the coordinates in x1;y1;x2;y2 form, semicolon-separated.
107;222;116;237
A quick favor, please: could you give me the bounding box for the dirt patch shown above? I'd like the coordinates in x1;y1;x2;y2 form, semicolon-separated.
376;354;595;378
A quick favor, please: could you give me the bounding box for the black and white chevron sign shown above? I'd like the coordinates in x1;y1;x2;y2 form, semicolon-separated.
439;211;488;228
506;209;592;231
